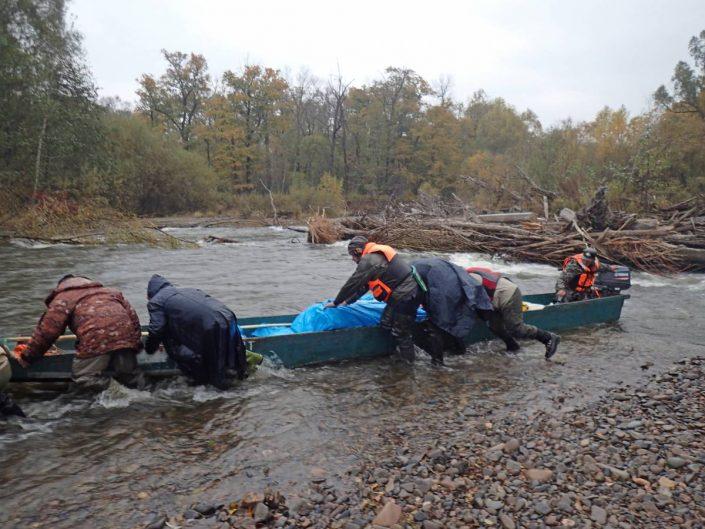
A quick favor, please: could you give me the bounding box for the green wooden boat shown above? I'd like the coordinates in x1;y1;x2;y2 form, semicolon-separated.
3;293;628;382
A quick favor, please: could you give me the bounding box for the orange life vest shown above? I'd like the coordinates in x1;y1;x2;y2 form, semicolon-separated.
466;266;502;300
563;254;600;292
362;243;410;302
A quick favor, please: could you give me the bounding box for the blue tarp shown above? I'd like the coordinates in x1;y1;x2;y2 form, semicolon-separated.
244;293;427;337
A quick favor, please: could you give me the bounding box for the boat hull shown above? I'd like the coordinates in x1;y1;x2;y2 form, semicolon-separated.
4;293;628;380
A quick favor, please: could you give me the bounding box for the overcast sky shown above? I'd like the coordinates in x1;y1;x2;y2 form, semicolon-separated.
69;0;705;126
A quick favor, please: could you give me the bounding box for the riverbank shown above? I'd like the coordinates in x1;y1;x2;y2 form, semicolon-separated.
0;206;298;246
155;356;704;529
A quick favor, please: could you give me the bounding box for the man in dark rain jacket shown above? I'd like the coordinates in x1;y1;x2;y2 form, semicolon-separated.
326;237;421;362
411;258;493;364
145;275;248;389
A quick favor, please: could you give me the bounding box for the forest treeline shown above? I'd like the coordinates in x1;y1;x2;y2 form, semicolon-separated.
2;0;705;218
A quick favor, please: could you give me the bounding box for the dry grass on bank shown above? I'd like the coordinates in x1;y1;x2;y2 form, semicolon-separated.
0;194;191;248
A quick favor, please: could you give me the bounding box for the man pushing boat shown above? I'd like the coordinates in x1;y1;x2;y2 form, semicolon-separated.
467;266;561;359
11;275;143;390
326;237;423;363
144;274;249;389
410;258;494;365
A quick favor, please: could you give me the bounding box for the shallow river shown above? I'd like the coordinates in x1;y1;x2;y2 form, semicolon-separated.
1;226;704;528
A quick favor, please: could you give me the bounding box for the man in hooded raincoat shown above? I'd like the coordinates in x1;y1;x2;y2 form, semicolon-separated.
411;258;493;364
145;275;248;389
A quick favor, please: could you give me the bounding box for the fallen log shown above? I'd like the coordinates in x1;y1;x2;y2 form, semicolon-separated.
316;214;705;274
475;212;536;223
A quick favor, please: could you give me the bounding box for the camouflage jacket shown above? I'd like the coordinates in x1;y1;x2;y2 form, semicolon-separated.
22;277;142;364
555;258;608;292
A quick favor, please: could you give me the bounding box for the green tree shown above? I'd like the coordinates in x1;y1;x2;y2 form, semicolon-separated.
137;50;211;148
655;29;705;121
0;0;100;196
87;112;217;214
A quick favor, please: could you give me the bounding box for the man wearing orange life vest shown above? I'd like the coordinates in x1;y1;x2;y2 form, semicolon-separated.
467;267;560;359
556;247;614;302
326;236;422;362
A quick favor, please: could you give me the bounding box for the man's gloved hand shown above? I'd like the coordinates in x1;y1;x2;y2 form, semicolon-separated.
555;290;567;303
323;301;337;309
12;344;30;368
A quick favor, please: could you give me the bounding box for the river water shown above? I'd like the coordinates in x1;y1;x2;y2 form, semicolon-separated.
1;226;704;528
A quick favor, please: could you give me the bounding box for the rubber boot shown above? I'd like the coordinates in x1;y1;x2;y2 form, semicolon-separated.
396;338;416;363
504;337;521;352
0;392;25;418
425;326;445;366
537;329;560;360
449;337;466;356
392;314;416;364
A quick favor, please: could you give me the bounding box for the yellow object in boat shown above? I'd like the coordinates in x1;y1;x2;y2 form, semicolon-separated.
522;302;545;312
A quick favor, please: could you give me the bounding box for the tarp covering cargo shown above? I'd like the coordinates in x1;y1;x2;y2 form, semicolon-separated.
244;294;427;337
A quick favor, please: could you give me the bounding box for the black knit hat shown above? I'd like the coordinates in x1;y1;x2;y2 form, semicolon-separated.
583;247;597;259
347;236;368;255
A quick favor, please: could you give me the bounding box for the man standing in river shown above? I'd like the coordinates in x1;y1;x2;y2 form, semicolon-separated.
12;275;143;390
326;236;422;363
144;274;248;389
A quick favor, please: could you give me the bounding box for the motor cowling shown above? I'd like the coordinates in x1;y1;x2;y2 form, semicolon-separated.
594;266;631;295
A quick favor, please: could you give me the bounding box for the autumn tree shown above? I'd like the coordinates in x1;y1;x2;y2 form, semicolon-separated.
137;50;211;148
359;67;432;194
411;104;463;195
217;65;290;188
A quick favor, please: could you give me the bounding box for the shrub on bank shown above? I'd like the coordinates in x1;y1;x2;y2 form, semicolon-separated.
228;173;347;219
86;114;220;215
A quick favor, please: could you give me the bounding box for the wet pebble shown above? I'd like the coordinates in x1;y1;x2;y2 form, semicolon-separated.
184;357;705;529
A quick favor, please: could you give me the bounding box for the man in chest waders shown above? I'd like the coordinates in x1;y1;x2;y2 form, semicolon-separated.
327;236;422;363
468;267;560;359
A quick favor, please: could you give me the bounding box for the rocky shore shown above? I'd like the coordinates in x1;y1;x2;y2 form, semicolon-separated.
144;356;704;529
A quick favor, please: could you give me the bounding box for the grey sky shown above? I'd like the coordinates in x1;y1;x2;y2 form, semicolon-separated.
69;0;705;126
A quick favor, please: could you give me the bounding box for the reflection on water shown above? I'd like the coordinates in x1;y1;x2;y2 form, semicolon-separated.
1;227;704;528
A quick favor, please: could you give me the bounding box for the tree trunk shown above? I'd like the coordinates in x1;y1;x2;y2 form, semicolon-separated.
33;112;48;198
205;139;212;167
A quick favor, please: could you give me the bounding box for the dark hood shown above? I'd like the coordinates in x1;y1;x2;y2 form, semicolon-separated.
147;274;172;300
45;277;102;305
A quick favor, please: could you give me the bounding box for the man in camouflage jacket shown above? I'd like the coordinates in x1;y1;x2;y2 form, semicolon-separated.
14;275;143;389
555;248;613;302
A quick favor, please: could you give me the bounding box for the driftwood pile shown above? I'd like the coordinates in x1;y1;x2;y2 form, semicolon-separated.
308;193;705;274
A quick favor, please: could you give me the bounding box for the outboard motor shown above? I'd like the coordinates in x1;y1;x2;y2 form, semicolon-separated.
594;266;631;296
